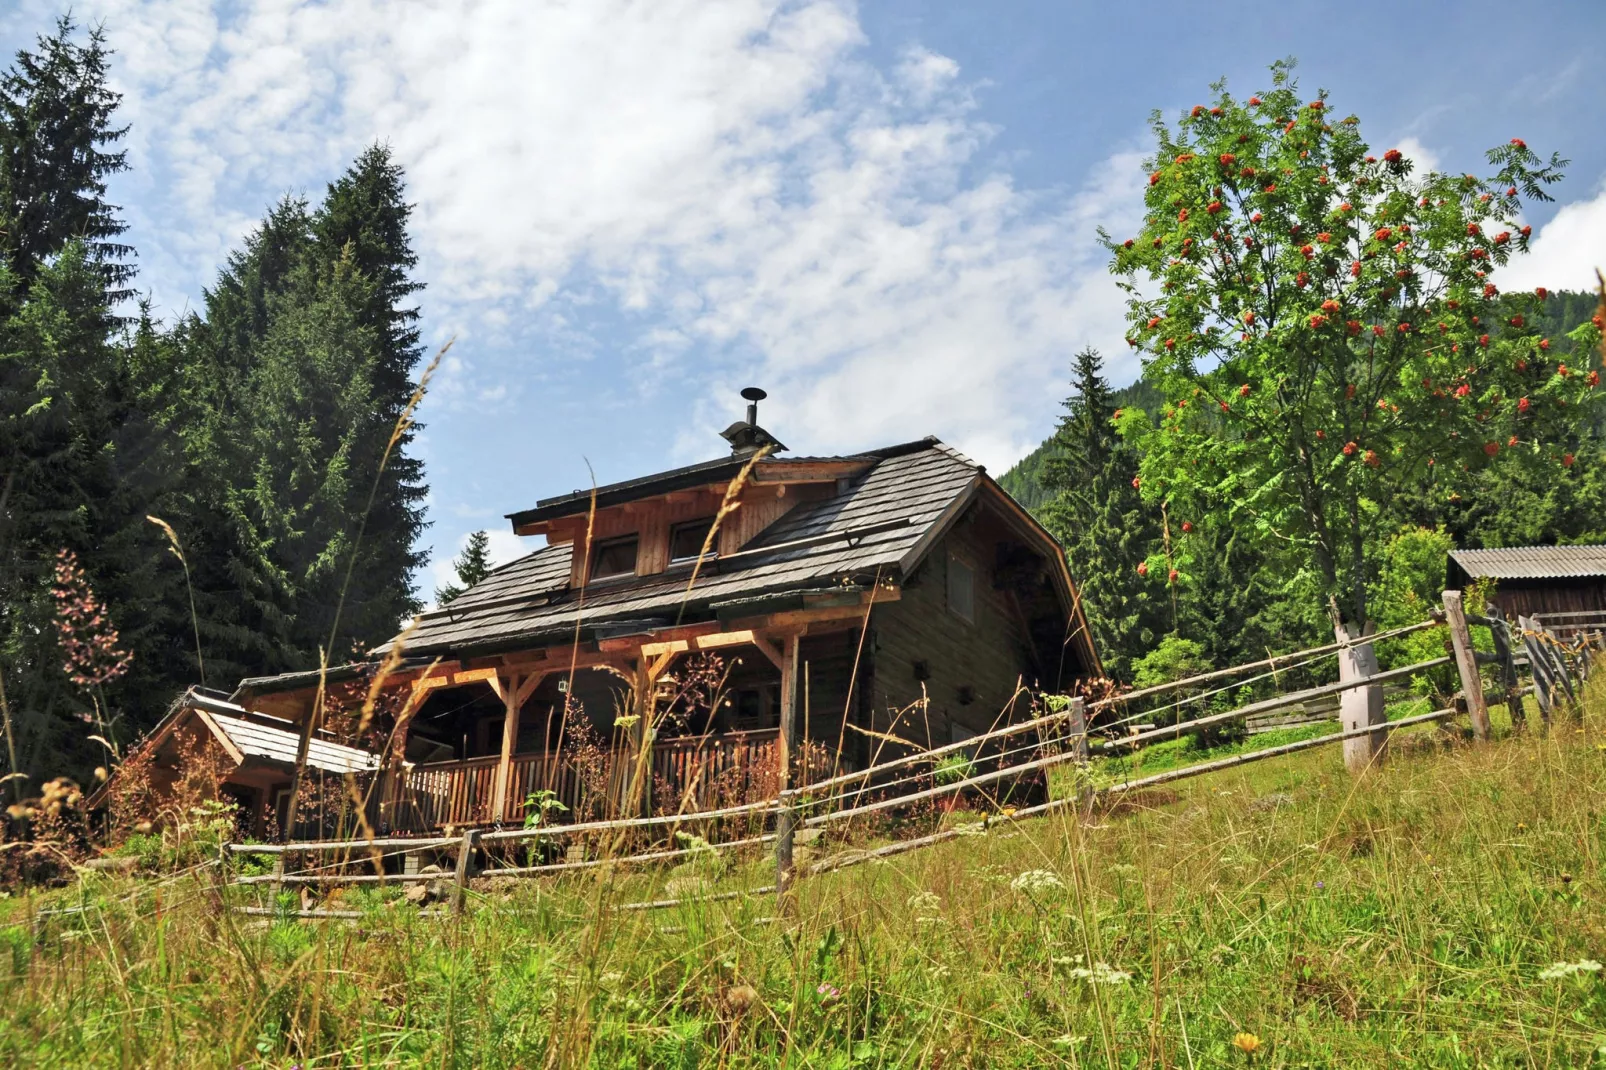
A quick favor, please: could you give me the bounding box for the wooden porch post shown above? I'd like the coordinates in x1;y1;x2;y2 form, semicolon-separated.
492;672;548;823
775;633;801;900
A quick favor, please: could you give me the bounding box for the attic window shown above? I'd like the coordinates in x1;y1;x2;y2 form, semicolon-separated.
669;518;717;563
590;535;639;581
947;553;975;623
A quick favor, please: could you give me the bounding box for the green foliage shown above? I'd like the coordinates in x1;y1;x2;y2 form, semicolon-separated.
0;12;434;785
931;753;974;785
1131;635;1210;689
1036;349;1167;679
998;378;1163;509
1106;60;1600;629
436;530;493;606
0;17;133;303
1372;524;1455;629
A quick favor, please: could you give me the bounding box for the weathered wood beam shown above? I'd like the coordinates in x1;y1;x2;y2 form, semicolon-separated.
694;629;760;652
1443;590;1491;742
775;633;801;902
750;635;786;671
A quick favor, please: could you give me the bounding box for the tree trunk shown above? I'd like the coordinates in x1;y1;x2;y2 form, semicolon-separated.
1336;620;1385;774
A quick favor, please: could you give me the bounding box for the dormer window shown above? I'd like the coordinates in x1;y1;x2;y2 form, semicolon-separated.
669;518;717;564
590;535;639;581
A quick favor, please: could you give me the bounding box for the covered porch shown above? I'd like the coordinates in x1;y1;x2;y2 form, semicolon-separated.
373;622;853;834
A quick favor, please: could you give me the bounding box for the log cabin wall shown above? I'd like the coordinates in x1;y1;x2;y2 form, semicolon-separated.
793;628;867;761
867;511;1041;753
1484;579;1606;620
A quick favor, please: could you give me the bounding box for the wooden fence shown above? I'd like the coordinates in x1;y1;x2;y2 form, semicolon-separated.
223;592;1599;918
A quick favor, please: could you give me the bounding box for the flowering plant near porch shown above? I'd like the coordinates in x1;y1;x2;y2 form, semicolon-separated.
1104;60;1600;626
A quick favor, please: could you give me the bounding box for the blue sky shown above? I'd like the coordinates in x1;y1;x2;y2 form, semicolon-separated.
3;1;1603;600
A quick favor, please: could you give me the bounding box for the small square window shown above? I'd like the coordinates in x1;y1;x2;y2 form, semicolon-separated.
590;535;639;581
670;518;717;563
947;553;975;623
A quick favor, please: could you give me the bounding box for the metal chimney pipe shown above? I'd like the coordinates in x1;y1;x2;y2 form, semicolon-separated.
741;386;766;427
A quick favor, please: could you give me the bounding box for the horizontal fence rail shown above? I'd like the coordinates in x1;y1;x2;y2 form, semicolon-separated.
218;602;1596;920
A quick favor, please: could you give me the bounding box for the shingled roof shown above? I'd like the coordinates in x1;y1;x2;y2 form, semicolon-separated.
381;437;992;658
1450;544;1606;581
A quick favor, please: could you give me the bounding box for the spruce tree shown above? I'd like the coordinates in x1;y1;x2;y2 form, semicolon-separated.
435;531;493;606
1038;348;1166;681
310;145;429;646
0;17;133;304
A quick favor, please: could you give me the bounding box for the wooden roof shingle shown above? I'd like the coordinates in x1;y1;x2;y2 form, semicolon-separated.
382;437;983;657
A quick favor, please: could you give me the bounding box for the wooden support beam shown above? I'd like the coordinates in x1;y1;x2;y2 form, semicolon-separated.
694;629;760;651
513;671;546;708
1443;590;1491;742
490;670;552;823
638;639;690;658
452;667;501;687
750;635;786;671
411;673;454;696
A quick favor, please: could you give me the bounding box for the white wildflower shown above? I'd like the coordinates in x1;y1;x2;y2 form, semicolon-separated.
1539;959;1603;981
952;821;987;837
1065;961;1132;985
1010;869;1065;895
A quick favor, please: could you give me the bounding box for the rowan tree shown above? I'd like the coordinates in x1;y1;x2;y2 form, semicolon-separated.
1105;61;1599;626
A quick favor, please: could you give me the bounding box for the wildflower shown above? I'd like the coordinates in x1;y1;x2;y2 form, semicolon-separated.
1066;961;1133;985
1233;1033;1262;1054
1010;869;1065;895
1539;960;1602;981
816;982;841;1005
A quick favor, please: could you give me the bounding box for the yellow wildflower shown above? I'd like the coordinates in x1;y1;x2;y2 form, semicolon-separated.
1232;1032;1262;1055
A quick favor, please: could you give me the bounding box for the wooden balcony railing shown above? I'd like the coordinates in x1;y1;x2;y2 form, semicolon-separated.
385;728;820;833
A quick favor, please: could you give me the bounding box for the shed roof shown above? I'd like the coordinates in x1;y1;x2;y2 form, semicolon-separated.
1450;544;1606;581
382;437;984;657
201;707;381;775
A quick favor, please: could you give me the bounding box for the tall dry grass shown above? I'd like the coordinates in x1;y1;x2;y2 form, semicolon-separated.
1;672;1602;1067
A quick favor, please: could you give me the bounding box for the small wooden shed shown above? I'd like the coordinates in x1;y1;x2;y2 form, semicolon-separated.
1448;544;1606;619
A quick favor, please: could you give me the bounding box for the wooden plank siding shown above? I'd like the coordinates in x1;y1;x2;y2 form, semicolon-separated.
867;513;1043;754
1484;579;1606;621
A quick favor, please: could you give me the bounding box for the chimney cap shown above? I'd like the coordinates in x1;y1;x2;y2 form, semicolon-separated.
740;386;767;402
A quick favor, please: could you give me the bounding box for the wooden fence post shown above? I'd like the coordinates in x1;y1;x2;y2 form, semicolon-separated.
1538;620;1579;712
1485;610;1521;727
775;634;800;905
1336;622;1387;773
1518;616;1554;726
1442;591;1491;741
451;828;479;916
1069;697;1088;763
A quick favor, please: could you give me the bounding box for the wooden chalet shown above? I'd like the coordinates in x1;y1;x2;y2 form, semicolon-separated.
107;394;1100;839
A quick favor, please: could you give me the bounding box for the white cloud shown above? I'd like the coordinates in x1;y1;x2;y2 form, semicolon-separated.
7;0;1143;472
1496;178;1606;295
1391;136;1441;177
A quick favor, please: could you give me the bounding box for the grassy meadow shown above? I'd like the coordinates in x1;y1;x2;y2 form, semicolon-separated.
3;679;1605;1068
